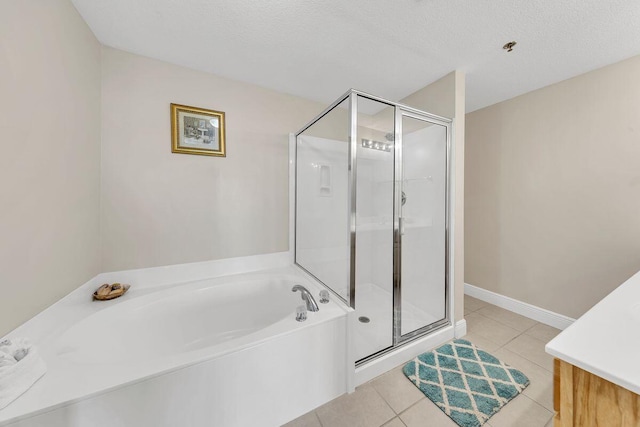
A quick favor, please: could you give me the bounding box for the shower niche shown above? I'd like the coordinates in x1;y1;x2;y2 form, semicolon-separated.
295;90;451;363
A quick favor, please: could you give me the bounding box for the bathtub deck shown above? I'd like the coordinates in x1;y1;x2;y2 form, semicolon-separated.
0;262;349;426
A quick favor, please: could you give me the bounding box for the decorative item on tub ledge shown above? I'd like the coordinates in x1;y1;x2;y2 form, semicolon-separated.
93;283;130;301
171;103;226;157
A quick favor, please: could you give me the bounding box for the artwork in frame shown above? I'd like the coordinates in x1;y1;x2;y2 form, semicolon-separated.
171;103;226;157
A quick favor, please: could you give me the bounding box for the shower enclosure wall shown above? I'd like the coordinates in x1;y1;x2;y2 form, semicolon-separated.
295;90;452;364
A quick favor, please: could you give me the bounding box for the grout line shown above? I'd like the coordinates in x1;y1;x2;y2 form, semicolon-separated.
380;416;405;427
519;332;548;345
464;334;512;351
395;397;426;419
514;355;552;374
494;345;555;380
369;361;425;417
520;393;555;416
468;301;539;337
499;329;524;349
391;416;408;427
474;310;539;334
469;311;522;336
522;322;539;334
367;381;399;420
499;335;554;374
375;389;403;416
465;305;484;313
504;353;555;410
464;304;486;314
467;315;527;354
314;410;324;427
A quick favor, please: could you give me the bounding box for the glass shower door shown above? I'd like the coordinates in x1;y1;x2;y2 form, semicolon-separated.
353;95;395;362
395;109;448;342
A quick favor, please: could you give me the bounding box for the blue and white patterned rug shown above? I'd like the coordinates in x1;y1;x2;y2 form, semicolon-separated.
403;339;529;427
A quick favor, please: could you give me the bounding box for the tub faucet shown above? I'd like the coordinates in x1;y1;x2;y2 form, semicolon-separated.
292;285;319;312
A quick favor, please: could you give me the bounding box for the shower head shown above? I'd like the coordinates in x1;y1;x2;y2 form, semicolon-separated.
385;133;394;142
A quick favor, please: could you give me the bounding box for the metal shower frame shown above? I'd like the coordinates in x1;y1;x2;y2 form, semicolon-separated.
294;89;453;363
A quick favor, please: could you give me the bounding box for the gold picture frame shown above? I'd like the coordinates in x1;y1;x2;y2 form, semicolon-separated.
171;103;226;157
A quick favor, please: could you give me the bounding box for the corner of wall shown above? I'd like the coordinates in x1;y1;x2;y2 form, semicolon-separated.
453;70;466;323
0;0;103;336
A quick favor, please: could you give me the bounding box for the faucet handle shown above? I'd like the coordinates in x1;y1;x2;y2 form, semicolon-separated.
295;305;307;322
319;289;330;304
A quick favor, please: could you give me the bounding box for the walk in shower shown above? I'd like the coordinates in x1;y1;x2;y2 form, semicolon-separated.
295;89;452;363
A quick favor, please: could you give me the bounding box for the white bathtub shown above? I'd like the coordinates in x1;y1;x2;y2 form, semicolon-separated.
0;254;350;427
57;277;313;365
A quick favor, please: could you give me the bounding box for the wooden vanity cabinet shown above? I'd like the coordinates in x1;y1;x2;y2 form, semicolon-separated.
554;358;640;426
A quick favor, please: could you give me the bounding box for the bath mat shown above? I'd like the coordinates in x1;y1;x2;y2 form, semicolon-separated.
403;339;529;427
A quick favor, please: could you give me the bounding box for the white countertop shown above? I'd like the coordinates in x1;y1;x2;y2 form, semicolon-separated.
546;269;640;394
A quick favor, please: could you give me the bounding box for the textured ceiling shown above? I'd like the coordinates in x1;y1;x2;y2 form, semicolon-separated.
71;0;640;112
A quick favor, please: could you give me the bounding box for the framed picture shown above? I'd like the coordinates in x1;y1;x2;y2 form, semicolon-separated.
171;103;226;157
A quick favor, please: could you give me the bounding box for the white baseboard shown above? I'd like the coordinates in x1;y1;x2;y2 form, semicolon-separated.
454;319;467;338
465;283;575;330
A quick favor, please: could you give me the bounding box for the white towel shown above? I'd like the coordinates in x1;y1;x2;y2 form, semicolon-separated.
0;353;16;369
0;338;46;410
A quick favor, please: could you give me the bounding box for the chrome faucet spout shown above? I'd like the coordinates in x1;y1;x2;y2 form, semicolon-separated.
292;285;320;312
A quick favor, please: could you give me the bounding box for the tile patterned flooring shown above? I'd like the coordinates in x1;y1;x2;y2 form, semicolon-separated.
284;295;559;427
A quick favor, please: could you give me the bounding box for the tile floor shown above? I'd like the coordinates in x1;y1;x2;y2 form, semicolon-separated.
284;295;560;427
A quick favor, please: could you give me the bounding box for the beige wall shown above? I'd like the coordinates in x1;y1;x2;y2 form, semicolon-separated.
0;0;102;335
100;47;327;271
400;71;466;322
465;55;640;319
